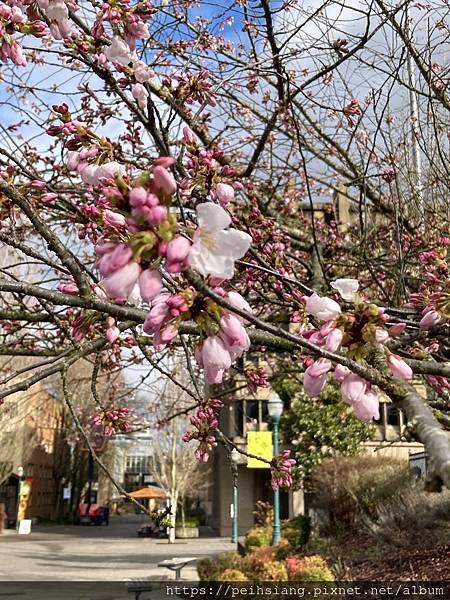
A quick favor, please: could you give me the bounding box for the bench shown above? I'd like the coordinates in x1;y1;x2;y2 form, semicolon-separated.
157;556;198;580
125;575;169;600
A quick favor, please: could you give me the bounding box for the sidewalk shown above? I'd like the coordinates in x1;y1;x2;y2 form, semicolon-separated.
0;515;232;588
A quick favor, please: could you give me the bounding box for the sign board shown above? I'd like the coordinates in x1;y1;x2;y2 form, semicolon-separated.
17;478;32;521
247;431;272;469
63;486;71;500
18;519;32;535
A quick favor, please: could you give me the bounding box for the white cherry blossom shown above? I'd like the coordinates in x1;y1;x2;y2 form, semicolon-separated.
188;203;251;279
330;278;359;301
305;292;341;322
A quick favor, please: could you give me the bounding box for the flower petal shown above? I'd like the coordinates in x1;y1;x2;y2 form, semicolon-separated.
196;202;231;231
215;229;252;259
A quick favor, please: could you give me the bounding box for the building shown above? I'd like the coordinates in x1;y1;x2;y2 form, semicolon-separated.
0;376;60;524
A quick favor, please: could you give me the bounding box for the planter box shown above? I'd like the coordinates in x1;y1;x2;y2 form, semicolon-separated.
175;525;199;539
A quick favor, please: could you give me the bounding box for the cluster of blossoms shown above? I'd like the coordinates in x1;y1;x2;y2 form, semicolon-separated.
302;279;411;422
408;238;450;330
51;105;253;384
180;127;242;208
35;0;76;39
270;450;296;490
93;1;152;49
163;68;217;108
0;2;48;66
245;366;269;394
92;407;130;436
182;399;223;462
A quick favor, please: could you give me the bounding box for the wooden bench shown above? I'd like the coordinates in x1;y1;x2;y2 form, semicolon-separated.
157;556;198;580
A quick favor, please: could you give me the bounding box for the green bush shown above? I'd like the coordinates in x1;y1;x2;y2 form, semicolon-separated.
310;455;413;533
245;525;271;552
286;555;334;582
282;515;311;551
175;516;199;527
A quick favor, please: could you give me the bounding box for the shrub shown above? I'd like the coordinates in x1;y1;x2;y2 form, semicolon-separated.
282;515;311;551
197;558;217;581
245;525;271;552
274;538;292;560
253;501;273;527
217;569;249;581
245;546;288;580
198;552;244;581
364;486;450;547
255;560;288;581
310;455;413;533
287;555;334;582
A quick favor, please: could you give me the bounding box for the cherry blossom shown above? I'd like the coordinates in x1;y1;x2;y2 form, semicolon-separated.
188;203;252;279
330;278;360;301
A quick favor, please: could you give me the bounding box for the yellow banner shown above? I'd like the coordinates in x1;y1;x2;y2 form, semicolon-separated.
247;431;273;468
17;479;31;521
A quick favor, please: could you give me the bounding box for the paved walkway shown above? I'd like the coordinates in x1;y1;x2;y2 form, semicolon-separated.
0;515;232;598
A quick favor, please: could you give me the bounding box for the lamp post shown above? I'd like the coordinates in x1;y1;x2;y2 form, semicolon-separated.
230;448;239;544
267;392;283;545
16;466;24;531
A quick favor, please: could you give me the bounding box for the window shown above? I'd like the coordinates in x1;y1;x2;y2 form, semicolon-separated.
125;456;151;473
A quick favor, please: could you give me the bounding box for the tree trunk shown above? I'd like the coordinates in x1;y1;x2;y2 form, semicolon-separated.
168;422;178;544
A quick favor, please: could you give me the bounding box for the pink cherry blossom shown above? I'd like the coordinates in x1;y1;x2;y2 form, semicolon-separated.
102;262;141;302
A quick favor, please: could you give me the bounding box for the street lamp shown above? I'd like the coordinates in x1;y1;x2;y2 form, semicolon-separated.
268;392;284;545
230;448;239;545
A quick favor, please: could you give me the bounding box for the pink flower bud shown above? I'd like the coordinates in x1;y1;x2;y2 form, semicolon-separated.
387;353;413;381
67;151;80;171
341;373;367;404
374;328;389;344
388;322;406;337
104;209;126;228
129;186;148;206
152;165;176;196
214;182;234;206
166;236;191;263
183;127;196;144
41;193;58;203
153;156;176;168
334;364;350;382
305;358;332;378
303;371;328;397
139;269;162;303
325;328;343;351
419;309;443;330
148;205;168;225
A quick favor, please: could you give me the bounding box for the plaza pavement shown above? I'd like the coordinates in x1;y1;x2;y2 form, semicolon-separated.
0;514;232;599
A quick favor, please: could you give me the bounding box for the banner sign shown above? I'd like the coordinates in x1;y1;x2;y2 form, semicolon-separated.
247;431;273;468
17;478;32;521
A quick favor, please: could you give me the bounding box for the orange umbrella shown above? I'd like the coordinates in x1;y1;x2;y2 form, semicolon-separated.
127;486;167;500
